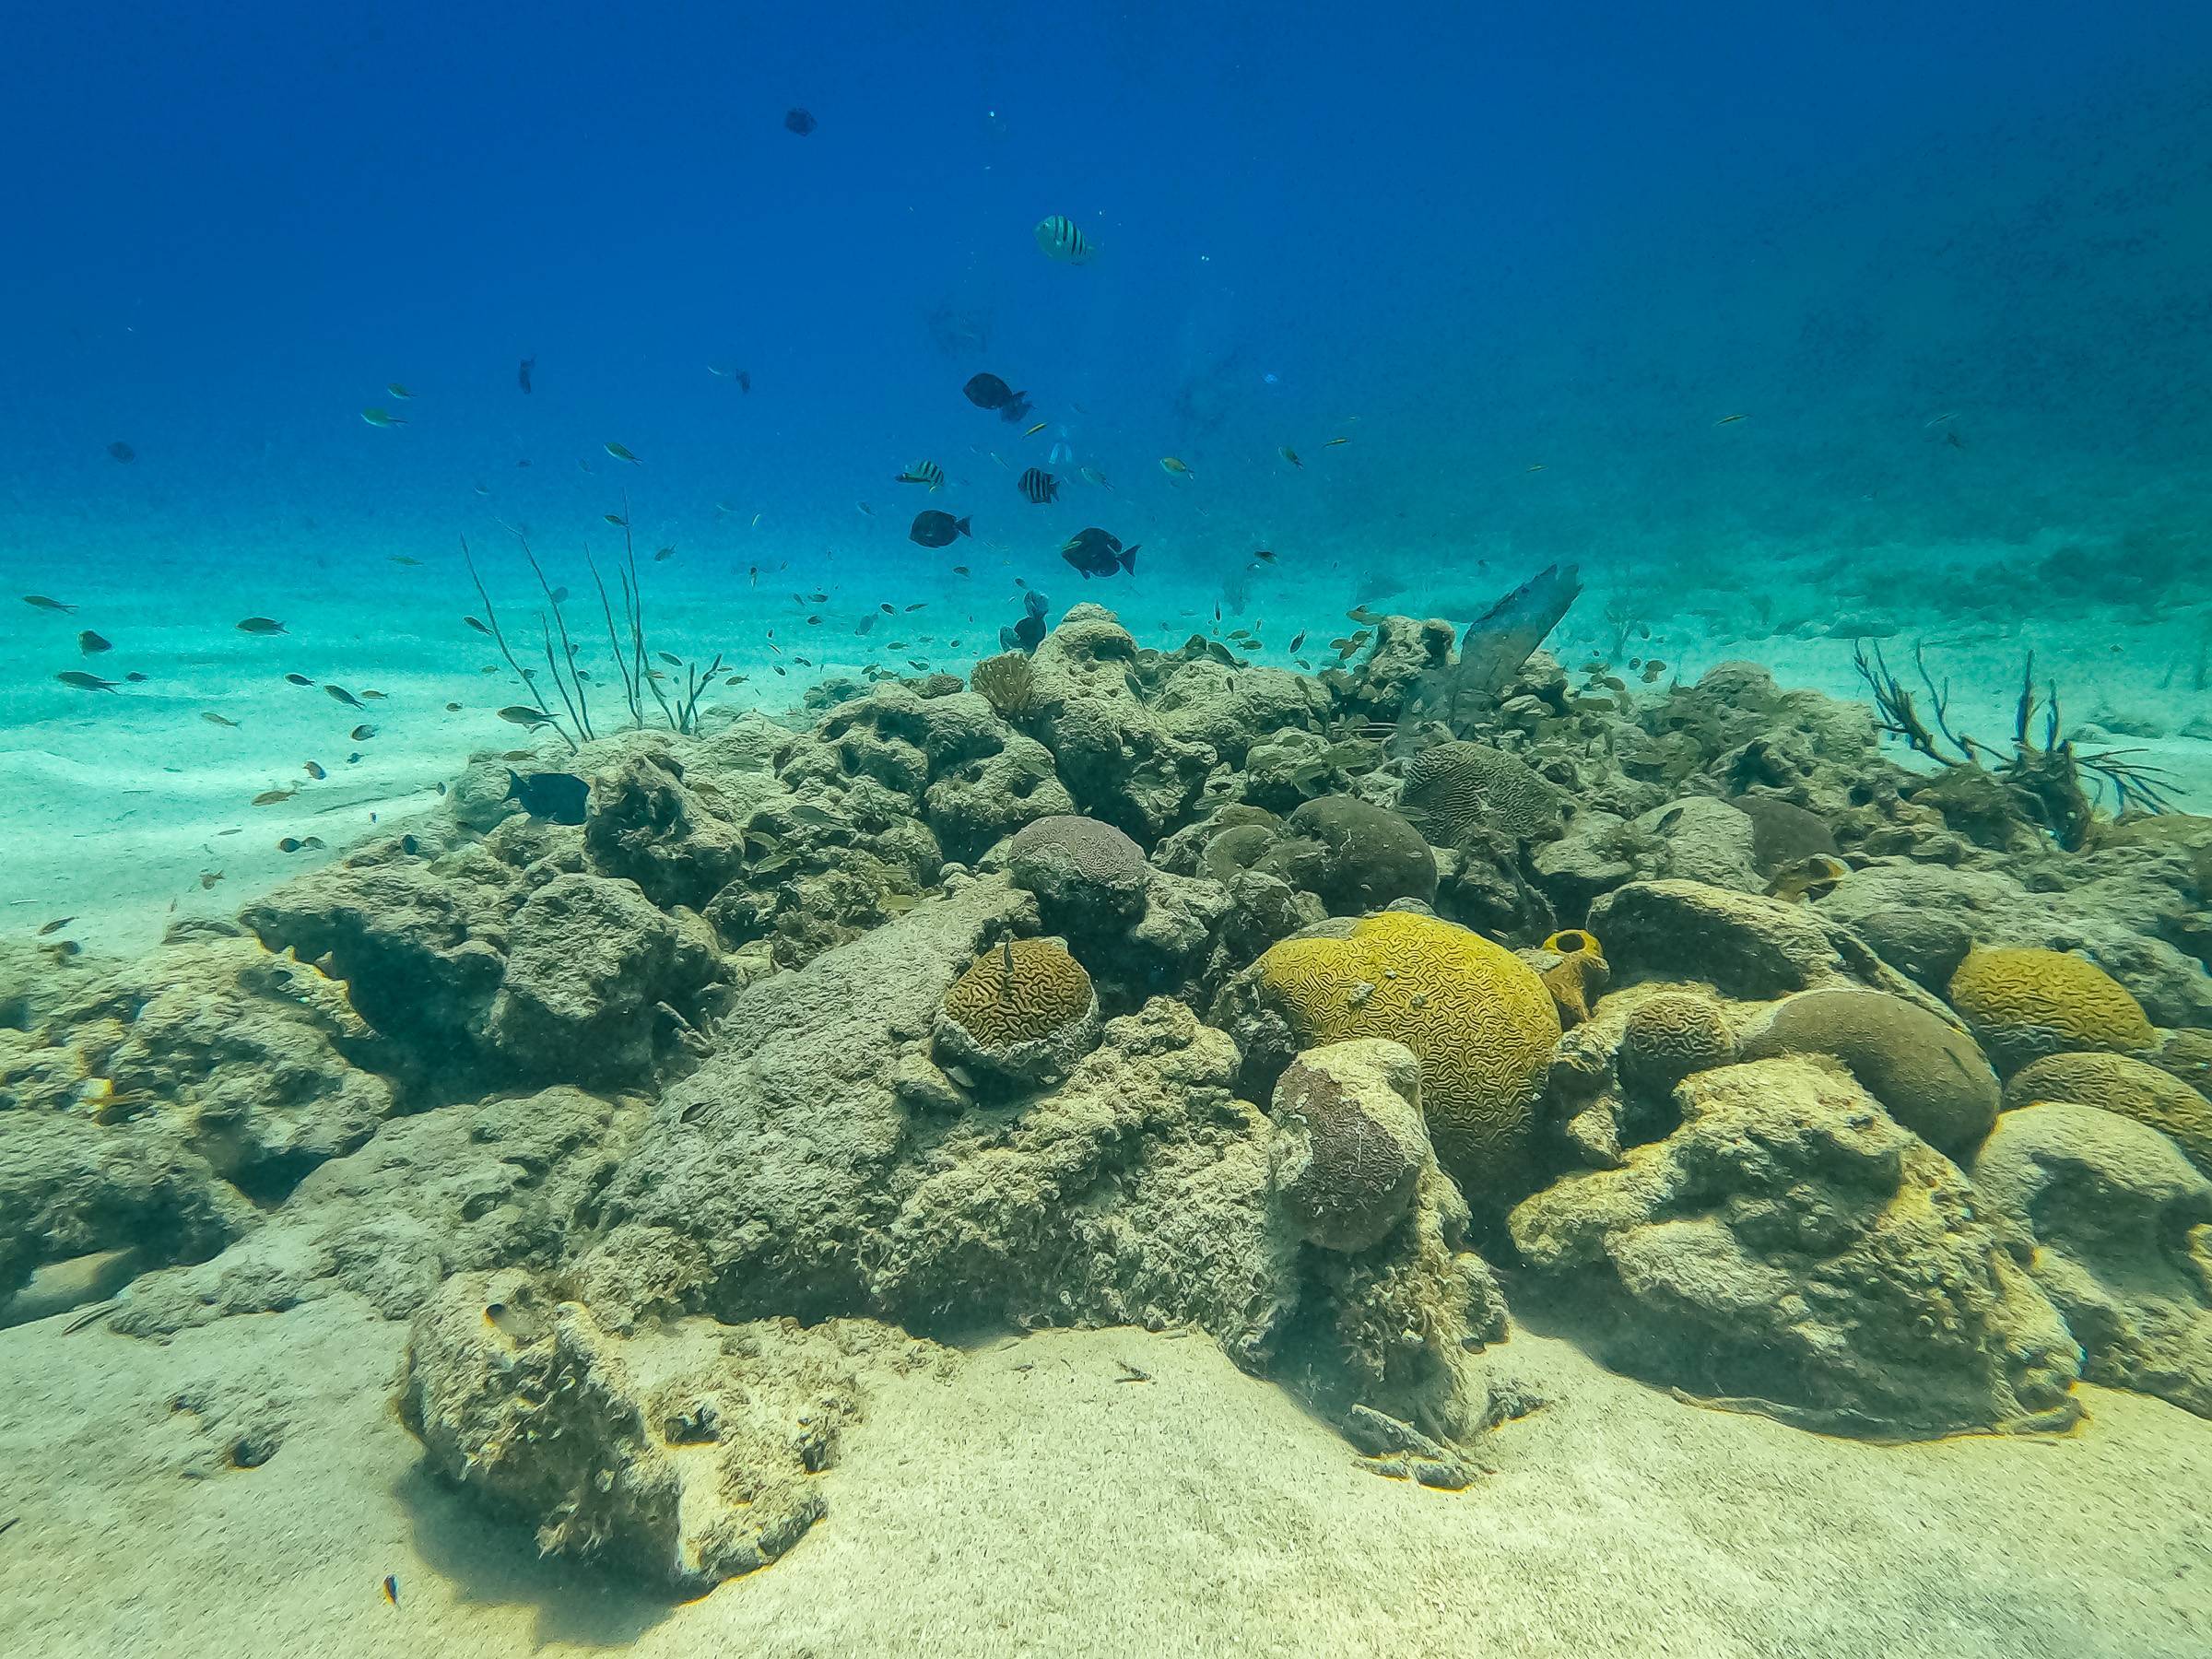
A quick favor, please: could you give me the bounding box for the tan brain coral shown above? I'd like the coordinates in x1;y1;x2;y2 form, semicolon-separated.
1947;946;2154;1074
1398;741;1562;846
942;938;1096;1049
1254;912;1559;1192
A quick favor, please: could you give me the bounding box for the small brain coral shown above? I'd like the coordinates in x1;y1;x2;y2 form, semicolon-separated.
1398;741;1561;847
935;937;1100;1088
1947;946;2154;1075
1006;813;1150;927
1618;990;1737;1100
1253;911;1560;1193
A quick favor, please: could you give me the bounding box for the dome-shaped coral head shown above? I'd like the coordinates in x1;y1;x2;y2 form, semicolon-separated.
1947;945;2154;1077
1255;911;1559;1198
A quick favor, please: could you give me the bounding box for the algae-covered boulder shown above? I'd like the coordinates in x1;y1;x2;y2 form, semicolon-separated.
2002;1050;2212;1174
1947;945;2156;1075
1586;878;1909;1001
1972;1103;2212;1418
1508;1056;2083;1437
110;1086;638;1335
1225;910;1559;1197
1268;1040;1430;1252
1026;606;1215;838
1632;796;1762;892
1739;985;2001;1155
0;1112;254;1312
582;750;750;911
1265;796;1437;914
404;1269;949;1594
933;936;1101;1089
488;874;719;1085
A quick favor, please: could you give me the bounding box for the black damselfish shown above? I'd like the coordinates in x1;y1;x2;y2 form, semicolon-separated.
506;770;589;824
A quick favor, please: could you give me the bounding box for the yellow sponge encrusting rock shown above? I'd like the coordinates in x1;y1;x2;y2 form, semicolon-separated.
1947;946;2154;1075
1255;912;1560;1191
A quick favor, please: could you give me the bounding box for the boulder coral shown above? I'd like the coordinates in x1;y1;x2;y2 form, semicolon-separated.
1242;911;1560;1194
1738;985;2001;1155
2002;1050;2212;1174
1268;1040;1431;1252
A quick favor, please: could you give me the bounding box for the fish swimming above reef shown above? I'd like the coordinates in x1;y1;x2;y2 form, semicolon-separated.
1061;527;1137;579
963;372;1033;425
910;511;971;548
1001;589;1050;653
23;594;76;613
507;770;590;824
56;670;119;692
897;460;945;490
1018;467;1058;504
1034;214;1095;264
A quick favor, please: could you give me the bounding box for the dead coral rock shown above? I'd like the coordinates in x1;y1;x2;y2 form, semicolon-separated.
488;874;719;1086
582;751;749;911
1587;878;1915;1003
1269;1040;1430;1252
1972;1103;2212;1418
1509;1056;2083;1437
112;1087;640;1335
1632;797;1762;892
922;732;1075;865
1026;606;1216;839
38;935;396;1198
0;1112;254;1312
403;1269;948;1594
243;844;523;1066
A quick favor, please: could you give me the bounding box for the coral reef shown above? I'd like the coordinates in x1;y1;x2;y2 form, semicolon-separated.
1510;1056;2083;1436
25;591;2212;1594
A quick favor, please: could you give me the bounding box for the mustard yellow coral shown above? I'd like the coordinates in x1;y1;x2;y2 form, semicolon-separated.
1255;912;1559;1189
1947;946;2153;1075
942;938;1096;1049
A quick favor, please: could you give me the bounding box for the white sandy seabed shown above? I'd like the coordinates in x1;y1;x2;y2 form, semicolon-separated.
1;1303;2208;1657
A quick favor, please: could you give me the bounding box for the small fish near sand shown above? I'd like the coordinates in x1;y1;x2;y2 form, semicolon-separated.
236;617;288;635
56;671;119;692
963;372;1033;425
23;594;76;613
1061;527;1137;579
507;770;590;824
910;511;972;548
325;685;366;709
497;705;558;727
1018;467;1059;504
77;630;112;654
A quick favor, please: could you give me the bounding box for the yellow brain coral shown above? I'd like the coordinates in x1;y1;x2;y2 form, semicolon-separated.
1947;946;2154;1074
1256;912;1560;1188
943;937;1096;1048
